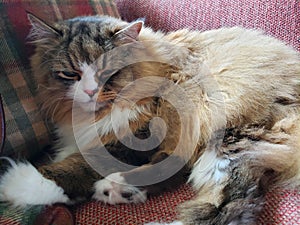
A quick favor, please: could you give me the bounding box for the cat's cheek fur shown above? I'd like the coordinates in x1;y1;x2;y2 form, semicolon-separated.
93;172;147;204
0;162;69;207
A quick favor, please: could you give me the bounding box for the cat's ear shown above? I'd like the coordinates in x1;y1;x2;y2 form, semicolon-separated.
113;20;144;44
27;12;61;42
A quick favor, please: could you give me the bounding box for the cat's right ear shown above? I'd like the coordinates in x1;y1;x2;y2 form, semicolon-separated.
27;12;61;42
112;20;144;45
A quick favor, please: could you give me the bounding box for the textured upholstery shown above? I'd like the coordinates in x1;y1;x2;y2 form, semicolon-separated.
115;0;300;51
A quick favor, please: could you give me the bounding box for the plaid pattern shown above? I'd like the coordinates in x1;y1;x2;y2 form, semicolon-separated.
0;0;119;160
115;0;300;52
0;204;44;225
0;1;119;224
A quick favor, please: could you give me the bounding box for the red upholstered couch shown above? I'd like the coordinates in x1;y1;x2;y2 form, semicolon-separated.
0;0;299;224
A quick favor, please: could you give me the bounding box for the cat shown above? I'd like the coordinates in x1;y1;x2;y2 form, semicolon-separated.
0;13;299;224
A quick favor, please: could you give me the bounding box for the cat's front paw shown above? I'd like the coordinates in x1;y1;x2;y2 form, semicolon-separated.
93;172;147;204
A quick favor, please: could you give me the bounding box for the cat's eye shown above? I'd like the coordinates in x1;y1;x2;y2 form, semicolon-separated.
97;69;118;84
54;71;81;81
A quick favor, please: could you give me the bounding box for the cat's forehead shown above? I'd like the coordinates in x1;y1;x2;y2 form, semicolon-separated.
54;16;128;64
59;16;127;35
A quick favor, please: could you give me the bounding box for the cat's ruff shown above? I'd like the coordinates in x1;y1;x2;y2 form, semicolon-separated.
0;162;69;207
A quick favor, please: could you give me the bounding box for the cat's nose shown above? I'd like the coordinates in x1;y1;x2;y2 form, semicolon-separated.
84;89;98;97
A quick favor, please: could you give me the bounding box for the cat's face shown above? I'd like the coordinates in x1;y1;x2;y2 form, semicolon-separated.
29;15;144;113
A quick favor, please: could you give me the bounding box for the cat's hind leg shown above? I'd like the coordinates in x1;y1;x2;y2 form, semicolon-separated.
179;116;300;225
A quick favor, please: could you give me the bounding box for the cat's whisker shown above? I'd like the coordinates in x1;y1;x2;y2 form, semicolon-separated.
41;96;65;123
37;84;60;91
97;91;118;102
50;98;65;123
114;93;137;106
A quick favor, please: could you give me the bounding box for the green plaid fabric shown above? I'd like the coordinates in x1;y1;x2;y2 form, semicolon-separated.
0;203;44;225
0;1;119;224
0;0;119;160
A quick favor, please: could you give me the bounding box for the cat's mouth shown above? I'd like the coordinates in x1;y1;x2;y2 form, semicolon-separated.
79;100;108;112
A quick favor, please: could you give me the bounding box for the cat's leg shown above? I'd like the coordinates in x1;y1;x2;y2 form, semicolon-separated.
146;116;300;224
93;101;196;204
38;152;102;200
0;152;101;206
180;153;267;225
92;152;190;204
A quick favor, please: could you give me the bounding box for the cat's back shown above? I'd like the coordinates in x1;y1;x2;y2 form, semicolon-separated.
166;26;299;68
164;27;300;127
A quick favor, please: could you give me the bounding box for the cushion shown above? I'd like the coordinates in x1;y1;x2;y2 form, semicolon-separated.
73;186;300;224
0;0;119;160
115;0;300;51
73;184;195;224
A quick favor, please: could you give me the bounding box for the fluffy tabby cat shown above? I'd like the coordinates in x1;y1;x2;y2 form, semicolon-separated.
0;14;299;225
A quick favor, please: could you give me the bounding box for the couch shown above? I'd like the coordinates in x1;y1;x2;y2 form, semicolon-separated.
0;0;299;224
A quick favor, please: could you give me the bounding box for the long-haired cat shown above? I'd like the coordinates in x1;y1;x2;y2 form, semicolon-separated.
0;14;299;224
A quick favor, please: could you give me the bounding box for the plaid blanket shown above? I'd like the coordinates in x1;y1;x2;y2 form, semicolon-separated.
0;0;119;160
0;1;119;224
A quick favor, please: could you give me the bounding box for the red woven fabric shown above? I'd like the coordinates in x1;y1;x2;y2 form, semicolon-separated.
258;189;300;224
115;0;300;52
73;184;300;224
73;184;195;225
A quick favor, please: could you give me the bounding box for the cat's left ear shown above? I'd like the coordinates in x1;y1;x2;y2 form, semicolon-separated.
27;12;62;42
113;20;144;44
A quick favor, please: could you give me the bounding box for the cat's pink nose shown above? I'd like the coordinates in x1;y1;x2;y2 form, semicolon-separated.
84;89;98;97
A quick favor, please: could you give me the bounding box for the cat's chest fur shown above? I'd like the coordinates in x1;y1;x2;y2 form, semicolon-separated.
54;105;148;162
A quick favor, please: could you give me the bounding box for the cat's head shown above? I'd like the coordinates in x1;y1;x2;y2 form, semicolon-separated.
28;14;146;115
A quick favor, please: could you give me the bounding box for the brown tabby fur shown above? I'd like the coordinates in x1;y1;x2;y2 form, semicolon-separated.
27;14;300;224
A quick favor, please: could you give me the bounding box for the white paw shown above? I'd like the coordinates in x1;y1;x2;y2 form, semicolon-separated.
93;172;147;204
0;161;69;207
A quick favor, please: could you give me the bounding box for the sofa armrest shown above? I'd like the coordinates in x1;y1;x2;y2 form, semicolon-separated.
0;95;5;154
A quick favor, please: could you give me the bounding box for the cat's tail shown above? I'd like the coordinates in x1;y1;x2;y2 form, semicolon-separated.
262;114;300;188
0;159;70;207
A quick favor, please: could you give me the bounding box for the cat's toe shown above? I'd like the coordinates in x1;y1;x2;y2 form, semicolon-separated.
93;172;147;204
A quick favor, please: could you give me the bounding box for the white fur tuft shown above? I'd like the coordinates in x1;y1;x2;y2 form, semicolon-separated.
93;172;147;204
0;162;69;207
188;150;230;189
